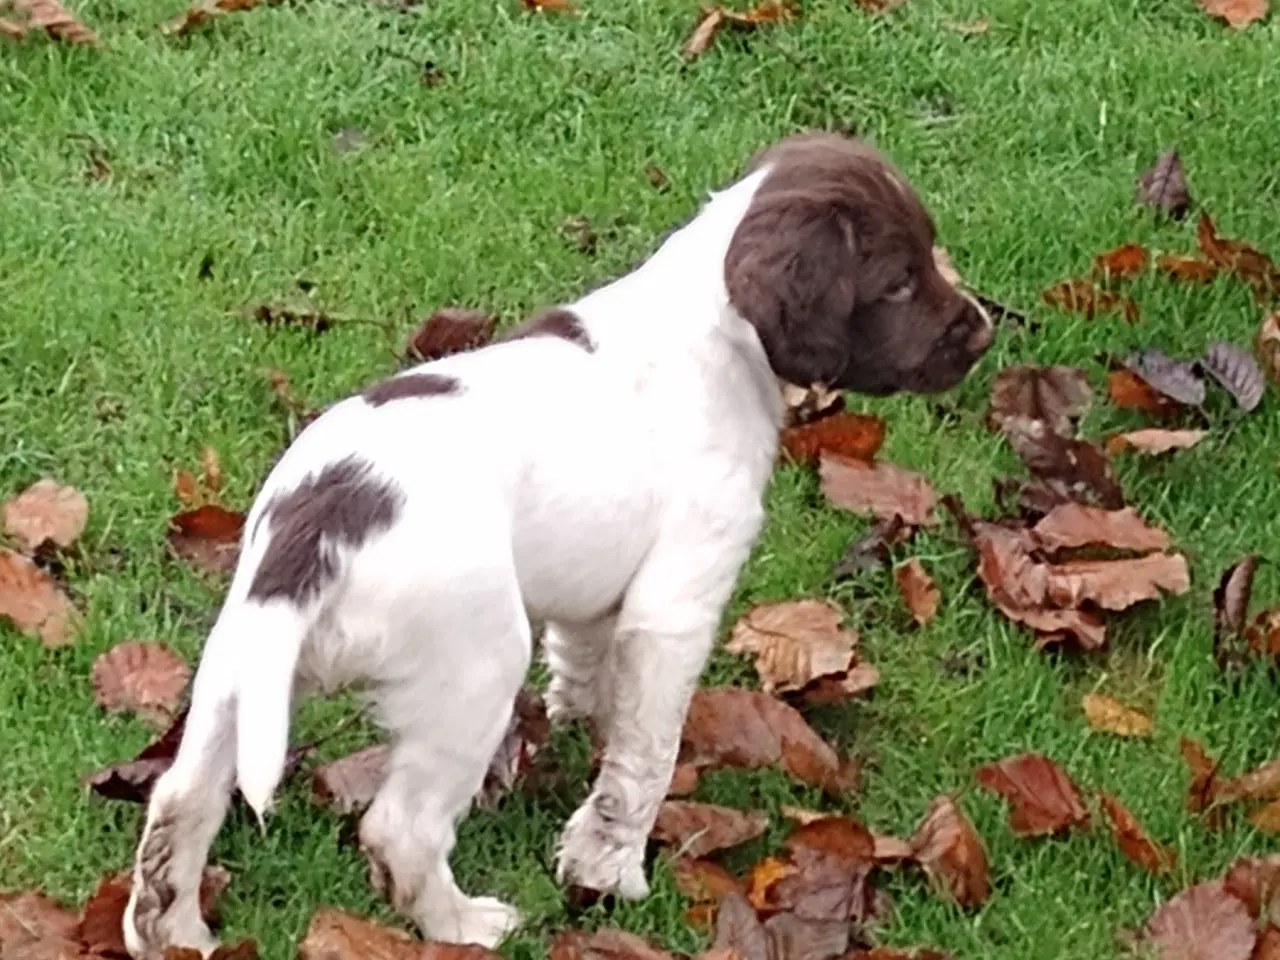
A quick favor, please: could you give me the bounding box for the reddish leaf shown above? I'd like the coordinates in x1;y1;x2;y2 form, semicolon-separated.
0;545;79;646
1180;736;1221;814
755;816;879;925
974;752;1091;836
1214;756;1280;808
1245;608;1280;658
298;907;504;959
0;891;80;957
1221;854;1280;924
403;307;495;363
709;892;769;960
166;504;245;575
907;796;990;908
894;558;940;625
1137;150;1192;218
1041;276;1138;322
819;453;936;527
652;801;768;859
477;687;549;808
1105;428;1207;455
1197;0;1269;29
2;478;88;552
1144;880;1256;960
725;599;869;696
1156;253;1219;283
985;364;1092;437
779;410;886;466
91;640;191;728
1255;926;1280;960
84;707;189;803
1031;503;1170;553
1098;791;1175;874
998;417;1124;510
1093;242;1149;279
4;0;97;43
668;762;701;797
1106;368;1179;414
312;745;390;816
723;0;796;26
1251;800;1280;834
1047;554;1190;611
669;857;743;903
1197;212;1280;301
1081;693;1154;737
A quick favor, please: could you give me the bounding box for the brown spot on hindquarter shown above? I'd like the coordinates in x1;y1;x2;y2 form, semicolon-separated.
361;372;461;407
499;307;595;352
248;456;404;605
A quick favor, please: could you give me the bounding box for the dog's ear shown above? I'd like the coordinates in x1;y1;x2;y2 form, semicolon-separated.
723;192;859;388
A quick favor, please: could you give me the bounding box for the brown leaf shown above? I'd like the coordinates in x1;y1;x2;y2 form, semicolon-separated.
1;17;26;36
1245;607;1280;658
166;504;245;575
174;468;203;507
725;599;861;695
1032;503;1169;553
1180;736;1221;814
298;907;504;959
1215;756;1280;808
1081;692;1154;737
1093;242;1149;279
680;687;858;795
1144;879;1256;960
550;928;677;960
312;744;390;816
683;6;725;59
758;912;851;960
723;0;796;26
985;364;1093;437
200;445;223;496
670;857;743;904
1221;855;1280;924
710;892;769;960
652;801;768;859
1044;553;1190;612
974;752;1091;836
1156;253;1219;283
907;795;989;908
79;868;230;957
1137;150;1192;218
1257;311;1280;385
1255;926;1280;960
91;640;191;727
477;686;549;808
1106;368;1179;414
1098;791;1175;874
1105;428;1207;455
1214;554;1261;640
830;515;908;580
1126;348;1207;406
0;545;79;646
894;558;940;625
780;410;885;466
521;0;574;10
6;0;97;42
1197;211;1280;300
1041;277;1138;322
819;453;936;527
404;307;495;363
999;417;1124;510
2;478;89;552
84;706;189;803
668;762;701;796
1197;0;1269;29
0;891;80;957
1201;340;1266;411
1251;800;1280;834
161;0;260;36
760;817;879;924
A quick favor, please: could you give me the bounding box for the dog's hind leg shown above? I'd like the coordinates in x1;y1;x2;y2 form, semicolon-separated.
542;615;617;730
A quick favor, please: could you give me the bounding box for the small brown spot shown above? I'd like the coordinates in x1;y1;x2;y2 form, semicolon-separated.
361;372;461;407
499;308;595;352
248;457;404;605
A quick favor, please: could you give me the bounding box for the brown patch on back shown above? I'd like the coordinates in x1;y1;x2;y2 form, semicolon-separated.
499;308;595;352
248;456;404;605
361;372;460;407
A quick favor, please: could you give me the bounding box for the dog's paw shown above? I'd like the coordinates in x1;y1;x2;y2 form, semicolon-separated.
423;896;520;949
555;803;649;900
123;899;218;960
544;678;596;726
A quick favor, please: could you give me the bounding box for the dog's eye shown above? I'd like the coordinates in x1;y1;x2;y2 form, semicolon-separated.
884;274;916;303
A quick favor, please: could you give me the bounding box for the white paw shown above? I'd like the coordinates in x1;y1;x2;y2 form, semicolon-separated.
556;803;649;900
545;679;595;726
427;896;520;949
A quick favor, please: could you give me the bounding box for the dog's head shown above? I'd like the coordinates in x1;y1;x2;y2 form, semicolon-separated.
724;132;993;396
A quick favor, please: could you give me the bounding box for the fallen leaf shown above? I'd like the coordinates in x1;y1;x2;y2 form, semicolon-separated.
1105;428;1207;455
779;410;885;466
1099;791;1175;874
999;417;1124;510
797;661;880;706
1214;554;1261;641
985;364;1093;437
1106;368;1180;414
710;892;769;960
477;686;549;808
1251;799;1280;834
907;795;989;908
1245;607;1280;658
1125;348;1206;406
2;478;89;552
668;762;701;796
1197;212;1280;301
298;907;503;959
1258;312;1280;385
682;2;795;60
1197;0;1269;29
1180;736;1221;814
819;453;936;527
1032;503;1169;553
723;0;796;26
1041;277;1138;323
0;891;80;957
757;912;851;959
974;752;1091;836
1156;253;1219;283
1221;854;1280;924
161;0;260;36
941;15;988;33
84;706;189;802
680;687;858;795
2;17;26;36
1255;926;1280;960
1044;553;1190;611
404;307;495;363
652;801;768;859
683;6;725;59
166;504;245;575
1136;149;1192;218
78;867;230;956
669;857;743;904
1093;242;1149;279
4;0;96;42
1201;340;1266;411
91;640;191;727
1082;692;1154;737
312;744;390;816
1214;756;1280;808
894;558;940;625
830;515;908;580
266;368;321;434
725;599;861;696
0;545;79;646
761;816;879;924
1144;879;1256;960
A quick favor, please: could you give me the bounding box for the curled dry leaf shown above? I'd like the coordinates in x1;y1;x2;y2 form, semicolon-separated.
1156;253;1219;283
478;686;548;808
5;0;97;43
907;795;989;908
298;907;503;959
1045;553;1190;611
1143;879;1256;960
999;417;1124;510
682;2;794;61
779;410;885;466
1125;348;1207;406
312;744;390;816
1201;340;1266;411
2;477;89;552
1099;791;1175;874
1221;854;1280;924
1136;149;1192;219
651;801;768;859
1081;692;1154;737
1180;736;1221;814
1214;554;1260;640
1105;428;1207;456
894;558;940;625
819;453;936;527
752;816;879;926
683;5;725;58
0;545;79;646
830;515;908;580
1213;756;1280;808
91;640;191;727
403;307;495;364
161;0;260;36
1250;799;1280;834
1197;211;1280;301
1257;311;1280;385
985;364;1092;437
1031;503;1169;553
725;598;864;696
1197;0;1269;29
167;504;245;575
1106;368;1179;414
84;706;188;802
1093;242;1149;279
973;751;1091;836
1040;277;1138;323
680;686;858;795
710;892;770;960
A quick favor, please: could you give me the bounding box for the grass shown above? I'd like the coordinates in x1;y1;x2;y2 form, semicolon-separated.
2;0;1279;957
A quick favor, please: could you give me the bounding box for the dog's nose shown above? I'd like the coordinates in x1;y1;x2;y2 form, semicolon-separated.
963;294;995;354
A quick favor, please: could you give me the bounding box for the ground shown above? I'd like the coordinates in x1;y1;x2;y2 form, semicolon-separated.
2;0;1279;957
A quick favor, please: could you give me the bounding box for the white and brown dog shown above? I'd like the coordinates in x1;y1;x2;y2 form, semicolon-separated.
122;131;994;958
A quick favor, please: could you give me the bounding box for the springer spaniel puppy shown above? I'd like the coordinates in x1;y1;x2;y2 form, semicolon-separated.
122;131;994;958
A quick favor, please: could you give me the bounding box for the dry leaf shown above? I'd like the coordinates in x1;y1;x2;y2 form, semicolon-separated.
1032;503;1169;553
1197;212;1280;301
1180;736;1221;814
683;6;725;58
1099;791;1175;874
2;478;89;552
1041;277;1138;323
908;796;989;908
1105;428;1207;455
1136;150;1192;218
83;707;188;803
1144;880;1257;960
1214;554;1261;640
830;515;908;580
985;364;1092;437
894;558;940;625
91;640;191;727
1082;692;1154;737
403;307;495;363
1214;757;1280;808
652;801;768;859
162;0;260;36
298;907;503;959
670;857;743;904
1250;800;1280;834
668;762;701;796
1156;253;1218;283
478;687;549;808
1221;854;1280;924
1125;348;1206;406
1258;312;1280;385
759;816;879;924
1245;607;1280;658
312;744;390;816
1201;340;1266;412
166;504;245;575
1197;0;1269;29
0;891;80;957
0;545;79;646
819;453;936;527
710;892;769;960
725;599;860;695
974;752;1091;836
5;0;97;43
723;0;796;26
999;417;1124;510
1044;553;1190;611
680;686;858;795
779;410;885;466
1106;368;1179;414
1093;242;1149;279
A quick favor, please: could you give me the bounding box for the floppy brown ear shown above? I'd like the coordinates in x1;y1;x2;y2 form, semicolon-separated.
723;193;859;387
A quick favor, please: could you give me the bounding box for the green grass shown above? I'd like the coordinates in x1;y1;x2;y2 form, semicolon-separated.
3;0;1279;957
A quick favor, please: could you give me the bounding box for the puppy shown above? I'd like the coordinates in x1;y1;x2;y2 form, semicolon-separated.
122;131;993;958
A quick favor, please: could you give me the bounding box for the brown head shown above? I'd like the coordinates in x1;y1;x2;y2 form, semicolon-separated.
724;132;994;396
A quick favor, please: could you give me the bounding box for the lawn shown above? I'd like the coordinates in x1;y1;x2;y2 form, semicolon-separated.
2;0;1279;958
